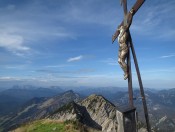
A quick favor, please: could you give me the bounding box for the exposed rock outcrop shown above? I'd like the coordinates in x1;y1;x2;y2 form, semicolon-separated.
50;94;118;132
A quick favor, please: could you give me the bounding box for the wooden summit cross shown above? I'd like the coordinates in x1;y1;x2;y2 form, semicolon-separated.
112;0;151;132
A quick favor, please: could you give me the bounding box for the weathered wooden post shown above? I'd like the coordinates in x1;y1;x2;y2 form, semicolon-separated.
117;106;137;132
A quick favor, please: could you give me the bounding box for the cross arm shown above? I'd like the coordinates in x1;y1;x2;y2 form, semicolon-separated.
112;0;145;43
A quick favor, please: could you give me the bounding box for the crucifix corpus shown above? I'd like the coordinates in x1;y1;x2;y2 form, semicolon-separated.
112;0;151;132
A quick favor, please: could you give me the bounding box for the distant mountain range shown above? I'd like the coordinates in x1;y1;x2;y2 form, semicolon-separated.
0;85;175;132
0;85;64;116
1;90;80;131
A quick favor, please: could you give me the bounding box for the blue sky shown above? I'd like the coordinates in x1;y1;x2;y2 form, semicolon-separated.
0;0;175;89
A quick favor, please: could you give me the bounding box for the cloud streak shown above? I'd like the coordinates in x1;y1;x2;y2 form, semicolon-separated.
160;54;175;59
67;55;83;62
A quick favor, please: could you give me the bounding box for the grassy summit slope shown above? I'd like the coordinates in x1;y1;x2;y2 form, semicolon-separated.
12;119;78;132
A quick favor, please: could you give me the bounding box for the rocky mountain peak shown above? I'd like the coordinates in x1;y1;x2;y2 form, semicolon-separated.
50;94;118;132
81;94;115;107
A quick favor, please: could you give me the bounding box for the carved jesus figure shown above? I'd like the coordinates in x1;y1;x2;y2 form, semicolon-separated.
117;25;129;80
112;8;134;80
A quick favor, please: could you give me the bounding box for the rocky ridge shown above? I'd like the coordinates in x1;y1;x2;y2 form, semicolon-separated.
50;94;118;132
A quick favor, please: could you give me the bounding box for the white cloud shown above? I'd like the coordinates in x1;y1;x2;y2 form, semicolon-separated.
0;33;30;53
160;54;175;59
0;2;77;54
67;55;83;62
0;76;21;81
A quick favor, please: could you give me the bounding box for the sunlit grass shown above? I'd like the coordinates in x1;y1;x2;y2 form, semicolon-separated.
12;119;78;132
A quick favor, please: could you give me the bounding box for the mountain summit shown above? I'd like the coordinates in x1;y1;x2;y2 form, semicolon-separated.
50;94;118;132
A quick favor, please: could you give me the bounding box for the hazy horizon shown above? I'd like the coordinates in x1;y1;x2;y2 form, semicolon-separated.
0;84;174;91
